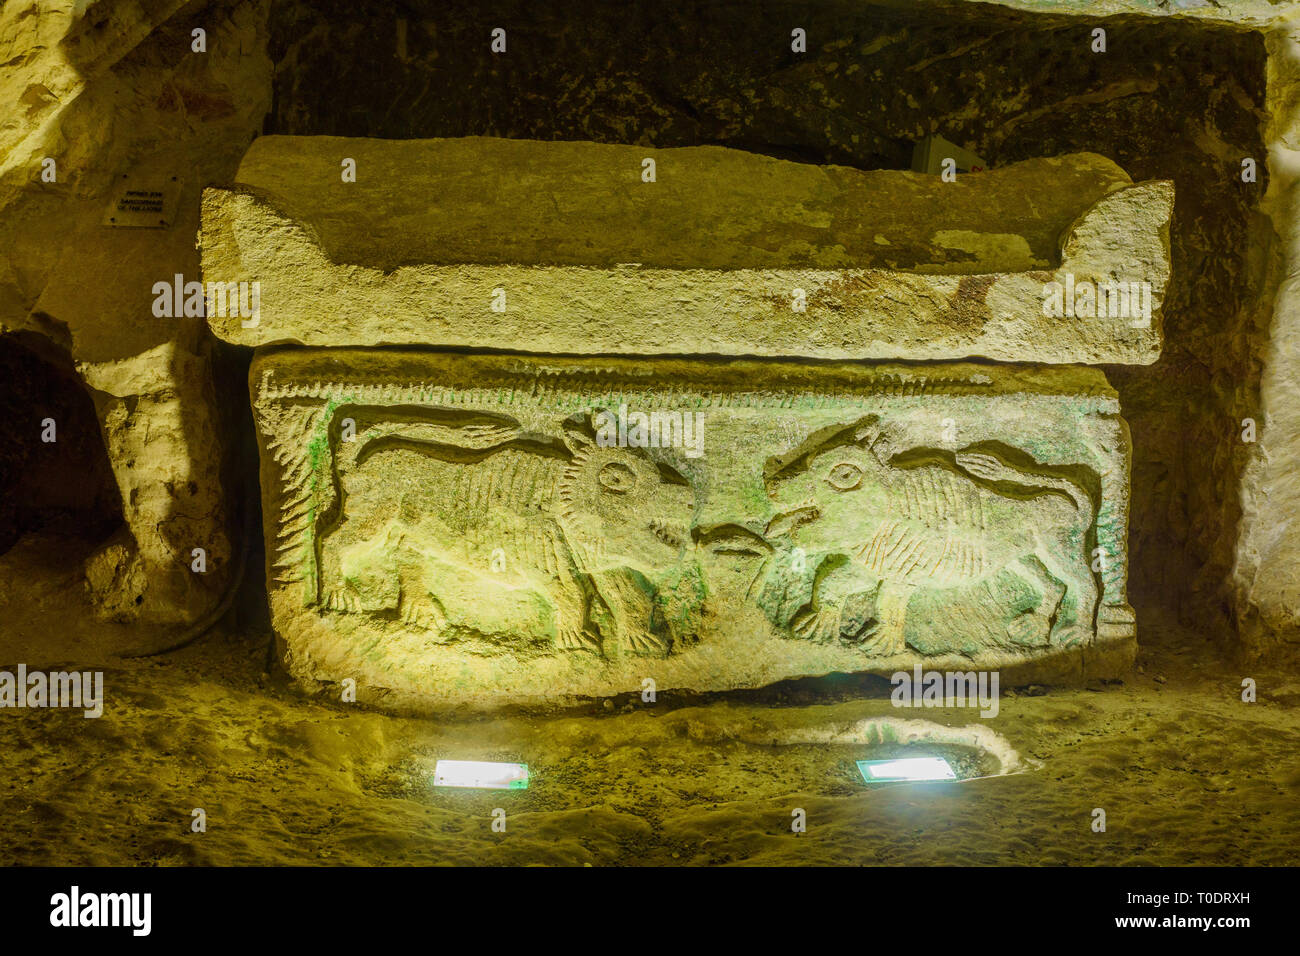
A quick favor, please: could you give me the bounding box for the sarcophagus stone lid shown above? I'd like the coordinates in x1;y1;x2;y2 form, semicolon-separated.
200;136;1171;364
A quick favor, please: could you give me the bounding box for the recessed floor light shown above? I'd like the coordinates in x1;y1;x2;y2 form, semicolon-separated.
432;760;530;790
856;756;956;783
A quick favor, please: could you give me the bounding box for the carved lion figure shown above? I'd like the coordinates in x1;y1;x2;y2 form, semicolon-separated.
765;415;1099;655
317;411;699;656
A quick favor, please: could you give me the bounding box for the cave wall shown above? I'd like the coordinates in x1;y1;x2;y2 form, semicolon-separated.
1234;16;1300;659
0;0;271;637
0;334;122;554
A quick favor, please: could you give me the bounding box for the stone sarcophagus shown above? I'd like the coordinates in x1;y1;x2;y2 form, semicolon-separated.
202;136;1171;710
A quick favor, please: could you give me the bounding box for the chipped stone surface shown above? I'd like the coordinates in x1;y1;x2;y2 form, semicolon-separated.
252;350;1135;711
202;138;1172;364
79;343;235;626
963;0;1287;27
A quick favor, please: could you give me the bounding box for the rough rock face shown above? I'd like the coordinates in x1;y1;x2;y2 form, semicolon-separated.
201;138;1172;363
0;0;271;644
1232;10;1300;658
252;350;1134;711
79;344;238;625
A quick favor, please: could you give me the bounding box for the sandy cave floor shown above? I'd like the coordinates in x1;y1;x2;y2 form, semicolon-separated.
1;603;1298;866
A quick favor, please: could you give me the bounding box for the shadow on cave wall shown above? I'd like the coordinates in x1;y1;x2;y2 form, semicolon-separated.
0;333;123;556
262;0;1268;644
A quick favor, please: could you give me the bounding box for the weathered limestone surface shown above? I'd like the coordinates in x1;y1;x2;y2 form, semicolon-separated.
222;136;1133;271
253;350;1135;711
1233;8;1300;656
0;0;271;646
79;343;235;626
202;137;1172;364
966;0;1283;25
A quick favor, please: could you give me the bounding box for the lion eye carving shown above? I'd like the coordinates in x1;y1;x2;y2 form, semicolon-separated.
597;461;637;494
826;462;863;491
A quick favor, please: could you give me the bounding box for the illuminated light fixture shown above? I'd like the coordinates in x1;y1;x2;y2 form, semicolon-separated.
433;760;529;790
856;756;956;783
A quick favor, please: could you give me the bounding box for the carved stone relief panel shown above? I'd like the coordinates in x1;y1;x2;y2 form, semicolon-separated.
252;350;1134;711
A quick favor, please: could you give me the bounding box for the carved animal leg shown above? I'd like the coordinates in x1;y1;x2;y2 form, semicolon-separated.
553;579;602;653
860;581;914;656
323;583;362;614
331;531;403;616
792;604;842;643
790;555;878;645
1036;534;1099;647
837;588;883;645
790;556;844;643
1004;555;1066;646
652;561;705;650
399;587;446;631
597;571;670;657
319;543;356;613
